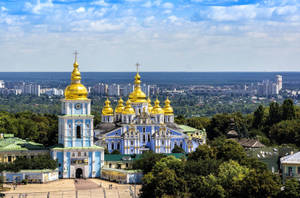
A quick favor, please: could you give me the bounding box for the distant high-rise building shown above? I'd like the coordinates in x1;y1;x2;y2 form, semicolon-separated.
0;80;5;89
108;83;120;96
276;75;282;91
92;83;107;95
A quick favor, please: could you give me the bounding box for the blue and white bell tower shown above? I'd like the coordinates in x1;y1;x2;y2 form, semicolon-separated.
51;53;104;179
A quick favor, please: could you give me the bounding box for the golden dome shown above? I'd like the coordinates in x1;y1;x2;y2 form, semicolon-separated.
163;97;174;115
122;100;135;115
129;69;147;103
147;98;153;113
151;98;164;115
64;55;88;100
102;98;114;116
115;97;125;114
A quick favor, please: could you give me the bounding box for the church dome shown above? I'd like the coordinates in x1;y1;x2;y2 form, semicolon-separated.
151;98;164;115
102;98;114;116
64;58;88;100
129;71;147;103
122;100;135;115
147;97;153;113
163;97;174;115
115;97;125;114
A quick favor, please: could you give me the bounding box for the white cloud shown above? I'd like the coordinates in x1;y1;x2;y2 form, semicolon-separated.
144;16;155;24
163;10;172;14
1;6;7;12
31;0;54;14
168;15;178;23
76;7;85;13
142;1;152;8
162;2;174;9
92;0;109;6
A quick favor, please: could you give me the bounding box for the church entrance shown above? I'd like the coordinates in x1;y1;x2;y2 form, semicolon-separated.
76;168;83;178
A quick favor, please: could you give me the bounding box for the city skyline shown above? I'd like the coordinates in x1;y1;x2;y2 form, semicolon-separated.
0;0;300;72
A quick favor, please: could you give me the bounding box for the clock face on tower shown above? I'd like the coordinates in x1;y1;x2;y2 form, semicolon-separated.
75;103;82;110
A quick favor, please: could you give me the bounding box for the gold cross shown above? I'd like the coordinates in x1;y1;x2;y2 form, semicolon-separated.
136;62;140;73
74;50;79;62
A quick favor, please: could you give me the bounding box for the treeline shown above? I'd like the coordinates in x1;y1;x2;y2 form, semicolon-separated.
0;155;57;173
0;111;58;147
134;139;300;198
176;98;300;146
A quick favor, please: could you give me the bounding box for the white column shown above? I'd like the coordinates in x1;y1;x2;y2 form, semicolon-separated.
72;119;75;147
82;119;85;147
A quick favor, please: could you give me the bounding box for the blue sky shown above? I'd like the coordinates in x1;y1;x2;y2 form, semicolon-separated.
0;0;299;71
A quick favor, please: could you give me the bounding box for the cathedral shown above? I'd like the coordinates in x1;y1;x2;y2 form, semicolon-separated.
95;67;205;154
50;55;104;179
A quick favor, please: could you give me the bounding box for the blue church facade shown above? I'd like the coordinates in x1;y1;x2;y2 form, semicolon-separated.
96;69;206;154
50;56;104;179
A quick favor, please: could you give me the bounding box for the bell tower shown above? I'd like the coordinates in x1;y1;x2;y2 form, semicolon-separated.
58;52;94;147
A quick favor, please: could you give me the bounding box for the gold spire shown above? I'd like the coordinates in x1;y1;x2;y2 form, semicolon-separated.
64;51;88;100
147;97;153;113
122;99;135;115
115;97;125;114
102;98;114;116
151;98;164;115
163;97;174;115
128;63;147;103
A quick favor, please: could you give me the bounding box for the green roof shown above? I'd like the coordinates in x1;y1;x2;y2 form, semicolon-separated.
51;144;103;150
105;153;186;162
102;167;142;173
0;136;45;151
178;125;199;133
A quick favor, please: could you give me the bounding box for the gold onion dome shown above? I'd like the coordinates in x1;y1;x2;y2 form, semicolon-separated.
129;70;147;103
122;100;135;115
64;55;88;100
115;97;125;114
151;98;164;115
102;98;114;116
147;98;153;113
163;97;174;115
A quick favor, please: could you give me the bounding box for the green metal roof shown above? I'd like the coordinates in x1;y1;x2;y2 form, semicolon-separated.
0;136;45;151
51;144;103;150
105;153;186;162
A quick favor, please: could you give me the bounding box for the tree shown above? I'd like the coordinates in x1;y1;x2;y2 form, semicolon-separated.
277;179;300;198
132;152;165;174
111;149;121;154
282;99;295;120
269;120;300;146
252;105;264;129
140;156;187;198
211;139;246;162
187;144;216;161
171;145;185;153
268;101;281;125
189;175;225;198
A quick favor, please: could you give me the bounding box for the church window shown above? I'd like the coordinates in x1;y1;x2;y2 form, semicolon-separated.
69;123;71;128
112;142;114;150
143;135;145;143
86;123;90;128
180;142;183;148
148;134;150;141
126;163;129;168
76;126;81;139
59;163;61;167
72;153;75;157
84;152;87;157
7;156;12;162
143;127;146;132
109;163;112;168
131;141;134;145
117;143;120;150
78;152;81;157
162;140;164;145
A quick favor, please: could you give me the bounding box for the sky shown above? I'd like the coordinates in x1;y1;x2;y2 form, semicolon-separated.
0;0;300;72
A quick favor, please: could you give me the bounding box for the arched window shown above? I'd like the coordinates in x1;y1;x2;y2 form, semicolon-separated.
112;142;114;150
143;134;146;143
117;143;120;150
76;126;81;139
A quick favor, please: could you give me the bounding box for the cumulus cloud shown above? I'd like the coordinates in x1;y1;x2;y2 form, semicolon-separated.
92;0;109;6
162;2;174;9
26;0;54;14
